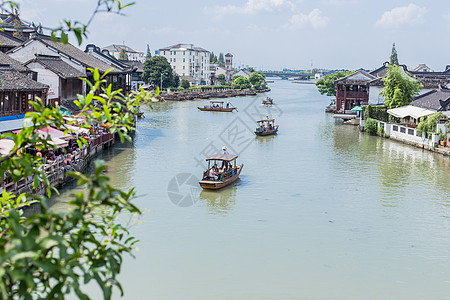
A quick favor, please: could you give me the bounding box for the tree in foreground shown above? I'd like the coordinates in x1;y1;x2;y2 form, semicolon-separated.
390;43;399;65
142;56;179;89
381;64;422;109
0;1;153;299
315;71;354;97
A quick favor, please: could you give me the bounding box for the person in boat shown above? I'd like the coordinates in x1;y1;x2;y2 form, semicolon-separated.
226;99;230;108
209;164;219;181
266;115;270;119
222;146;230;169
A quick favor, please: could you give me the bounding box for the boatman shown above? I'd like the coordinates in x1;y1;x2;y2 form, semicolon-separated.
266;115;270;119
226;99;230;108
222;146;229;169
222;146;229;154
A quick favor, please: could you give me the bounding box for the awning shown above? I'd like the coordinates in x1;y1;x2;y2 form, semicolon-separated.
47;138;69;147
38;126;73;140
63;124;90;135
387;105;435;119
351;106;363;112
0;139;15;155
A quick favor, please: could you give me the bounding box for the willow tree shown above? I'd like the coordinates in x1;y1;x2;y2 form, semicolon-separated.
381;64;422;109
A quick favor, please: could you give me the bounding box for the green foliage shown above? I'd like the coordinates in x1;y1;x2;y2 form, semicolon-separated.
233;76;251;89
315;71;354;97
364;118;379;135
390;43;399;65
363;105;389;122
417;112;443;136
118;48;128;60
217;74;226;85
381;64;422;109
247;67;255;73
146;44;151;60
180;79;190;90
142;56;178;88
0;69;155;298
249;72;265;88
210;52;218;64
218;53;225;67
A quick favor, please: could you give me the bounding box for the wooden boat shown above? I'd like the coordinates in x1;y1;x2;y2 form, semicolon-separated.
262;97;273;105
198;101;237;112
199;154;243;190
255;119;279;136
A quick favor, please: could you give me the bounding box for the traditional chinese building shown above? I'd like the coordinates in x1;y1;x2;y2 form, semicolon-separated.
334;70;375;118
0;65;48;119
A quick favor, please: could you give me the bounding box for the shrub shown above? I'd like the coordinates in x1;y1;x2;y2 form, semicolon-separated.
364;118;378;135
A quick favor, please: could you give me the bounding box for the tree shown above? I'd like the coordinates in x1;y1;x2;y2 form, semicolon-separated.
390;43;399;65
181;79;190;89
249;72;265;88
218;53;225;67
142;56;178;89
210;52;218;64
381;64;422;109
118;47;128;60
247;67;255;73
0;1;150;299
315;71;354;97
146;44;152;60
233;76;251;89
217;74;226;85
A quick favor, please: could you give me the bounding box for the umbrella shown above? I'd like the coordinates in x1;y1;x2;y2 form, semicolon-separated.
351;106;363;112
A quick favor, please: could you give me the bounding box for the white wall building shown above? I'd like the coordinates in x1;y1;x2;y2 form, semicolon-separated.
158;44;210;85
102;44;145;63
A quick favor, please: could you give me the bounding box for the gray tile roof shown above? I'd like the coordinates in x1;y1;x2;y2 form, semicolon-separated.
0;31;22;48
36;36;121;74
29;54;86;79
103;44;139;53
411;89;450;111
0;51;28;72
0;66;48;91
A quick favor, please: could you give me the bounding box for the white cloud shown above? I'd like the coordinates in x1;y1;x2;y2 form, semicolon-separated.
375;3;426;29
286;9;329;30
204;0;296;16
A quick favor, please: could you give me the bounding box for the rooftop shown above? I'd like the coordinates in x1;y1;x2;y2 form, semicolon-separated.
28;54;86;79
0;66;48;91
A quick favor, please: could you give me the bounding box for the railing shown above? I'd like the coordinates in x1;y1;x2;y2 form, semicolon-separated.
336;91;369;99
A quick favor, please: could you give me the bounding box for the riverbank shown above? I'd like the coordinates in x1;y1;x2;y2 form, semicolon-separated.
156;88;270;101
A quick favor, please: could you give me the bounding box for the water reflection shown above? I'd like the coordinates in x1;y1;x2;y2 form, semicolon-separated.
254;134;278;144
199;183;238;215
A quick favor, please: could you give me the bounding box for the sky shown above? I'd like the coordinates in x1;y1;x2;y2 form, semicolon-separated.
12;0;450;71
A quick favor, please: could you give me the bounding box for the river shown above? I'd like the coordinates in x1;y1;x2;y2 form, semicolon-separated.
57;78;450;299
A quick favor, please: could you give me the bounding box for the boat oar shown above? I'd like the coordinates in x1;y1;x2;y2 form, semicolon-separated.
230;103;238;112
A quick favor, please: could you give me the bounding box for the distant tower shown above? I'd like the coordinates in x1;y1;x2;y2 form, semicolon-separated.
225;53;233;82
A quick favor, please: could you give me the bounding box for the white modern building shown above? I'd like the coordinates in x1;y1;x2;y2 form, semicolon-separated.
102;44;145;63
158;43;210;85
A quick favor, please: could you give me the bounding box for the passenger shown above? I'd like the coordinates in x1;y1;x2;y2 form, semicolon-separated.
209;164;219;181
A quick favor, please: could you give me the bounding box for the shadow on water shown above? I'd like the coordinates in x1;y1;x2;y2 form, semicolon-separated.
199;180;241;215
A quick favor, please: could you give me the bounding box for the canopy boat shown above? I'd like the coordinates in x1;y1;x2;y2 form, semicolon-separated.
255;119;279;136
199;154;243;190
262;97;273;105
198;101;236;112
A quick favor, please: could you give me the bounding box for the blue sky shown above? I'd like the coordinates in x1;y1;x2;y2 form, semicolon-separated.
15;0;450;71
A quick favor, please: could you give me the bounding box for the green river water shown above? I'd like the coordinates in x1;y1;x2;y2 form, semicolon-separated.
56;79;450;299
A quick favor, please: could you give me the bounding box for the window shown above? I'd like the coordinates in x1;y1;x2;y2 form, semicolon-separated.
173;66;175;70
408;129;414;135
173;58;176;62
170;58;172;62
393;125;398;132
183;66;185;70
183;58;185;62
400;127;406;134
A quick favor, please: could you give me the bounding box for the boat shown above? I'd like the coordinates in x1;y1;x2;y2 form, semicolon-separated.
199;154;243;190
325;99;336;113
198;101;237;112
255;119;279;136
262;97;273;105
